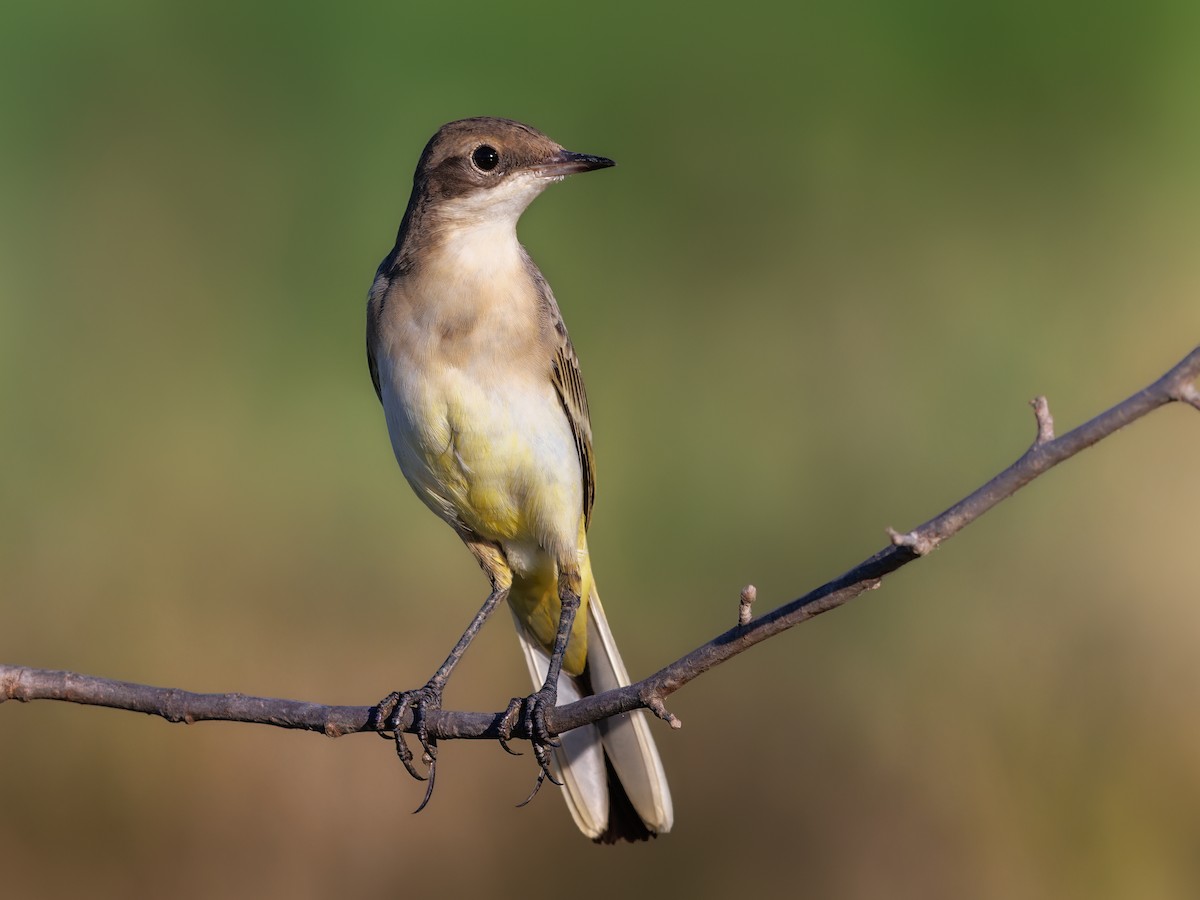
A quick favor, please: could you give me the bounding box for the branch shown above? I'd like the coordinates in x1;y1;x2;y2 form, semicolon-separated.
4;346;1199;743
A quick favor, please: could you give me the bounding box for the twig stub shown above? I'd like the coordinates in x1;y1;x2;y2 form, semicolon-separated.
886;527;937;556
1176;381;1200;412
1030;395;1055;445
738;585;757;626
646;695;682;730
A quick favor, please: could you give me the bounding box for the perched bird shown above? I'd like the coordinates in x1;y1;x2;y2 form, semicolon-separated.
365;117;673;842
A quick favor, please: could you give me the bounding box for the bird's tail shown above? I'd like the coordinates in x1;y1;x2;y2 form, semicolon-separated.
510;582;673;843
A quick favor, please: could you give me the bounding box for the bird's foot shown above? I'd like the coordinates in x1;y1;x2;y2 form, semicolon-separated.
371;682;445;812
498;686;564;806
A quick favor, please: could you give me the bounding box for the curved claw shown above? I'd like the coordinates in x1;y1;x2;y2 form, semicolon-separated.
497;696;525;756
412;695;439;764
528;694;563;750
393;721;429;782
374;685;444;788
372;691;427;780
412;757;437;813
395;733;428;782
516;768;548;808
528;726;564;789
372;691;402;740
530;744;564;788
502;689;564;804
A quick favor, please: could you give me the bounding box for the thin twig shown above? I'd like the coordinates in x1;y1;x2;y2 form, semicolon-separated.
3;346;1199;743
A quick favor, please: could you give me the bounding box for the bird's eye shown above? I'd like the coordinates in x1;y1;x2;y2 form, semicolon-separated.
471;145;500;172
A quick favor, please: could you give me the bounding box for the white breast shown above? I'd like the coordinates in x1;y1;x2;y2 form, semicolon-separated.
373;227;583;572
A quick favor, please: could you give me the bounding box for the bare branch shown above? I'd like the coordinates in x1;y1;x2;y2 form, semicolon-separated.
4;346;1199;744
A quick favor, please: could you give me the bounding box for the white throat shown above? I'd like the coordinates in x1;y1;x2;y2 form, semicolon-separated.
429;171;553;280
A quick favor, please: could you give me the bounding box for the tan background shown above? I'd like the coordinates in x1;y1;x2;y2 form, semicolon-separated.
2;2;1199;898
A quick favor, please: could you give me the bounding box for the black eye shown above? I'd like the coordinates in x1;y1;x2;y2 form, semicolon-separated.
472;144;500;172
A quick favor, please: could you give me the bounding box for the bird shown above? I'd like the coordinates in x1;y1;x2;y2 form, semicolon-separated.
365;117;673;842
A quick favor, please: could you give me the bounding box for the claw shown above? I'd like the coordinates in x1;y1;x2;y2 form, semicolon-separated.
516;767;548;807
372;691;401;740
530;740;563;788
497;697;524;756
528;732;564;788
413;758;437;814
412;694;439;764
371;584;511;811
372;691;427;780
502;687;563;804
396;734;427;782
373;684;444;790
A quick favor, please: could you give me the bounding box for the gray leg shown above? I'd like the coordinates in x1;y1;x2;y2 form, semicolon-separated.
500;566;583;803
374;537;512;812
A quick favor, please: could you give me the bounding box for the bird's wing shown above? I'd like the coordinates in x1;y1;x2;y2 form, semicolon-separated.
526;254;596;529
551;334;596;528
365;266;392;403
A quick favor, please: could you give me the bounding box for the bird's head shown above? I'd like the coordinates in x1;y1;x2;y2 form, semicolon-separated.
412;117;615;226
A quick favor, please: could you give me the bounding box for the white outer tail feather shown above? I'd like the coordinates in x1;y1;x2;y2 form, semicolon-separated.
510;588;673;839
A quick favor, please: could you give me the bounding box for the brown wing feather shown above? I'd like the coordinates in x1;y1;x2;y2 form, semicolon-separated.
551;336;596;528
523;252;596;529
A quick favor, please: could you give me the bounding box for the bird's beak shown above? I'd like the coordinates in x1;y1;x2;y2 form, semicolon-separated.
539;149;616;177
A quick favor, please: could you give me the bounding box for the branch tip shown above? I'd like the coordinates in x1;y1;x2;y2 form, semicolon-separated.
738;584;757;626
646;695;682;729
1029;395;1055;445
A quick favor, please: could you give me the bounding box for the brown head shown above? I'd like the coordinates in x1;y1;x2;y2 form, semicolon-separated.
415;117;613;200
388;118;614;258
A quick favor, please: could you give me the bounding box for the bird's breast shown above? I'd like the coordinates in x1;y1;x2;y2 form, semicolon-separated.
373;274;581;565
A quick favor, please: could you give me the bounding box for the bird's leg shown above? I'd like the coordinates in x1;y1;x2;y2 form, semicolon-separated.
500;566;582;802
373;582;509;812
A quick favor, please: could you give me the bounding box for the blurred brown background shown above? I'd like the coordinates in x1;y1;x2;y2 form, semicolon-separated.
2;2;1199;898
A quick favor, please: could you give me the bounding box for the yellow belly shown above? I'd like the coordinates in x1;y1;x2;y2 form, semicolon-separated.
383;358;592;674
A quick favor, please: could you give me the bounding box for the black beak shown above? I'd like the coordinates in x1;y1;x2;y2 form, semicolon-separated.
541;149;616;176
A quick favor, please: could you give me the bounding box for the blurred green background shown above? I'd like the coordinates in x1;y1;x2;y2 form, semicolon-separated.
2;1;1199;898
